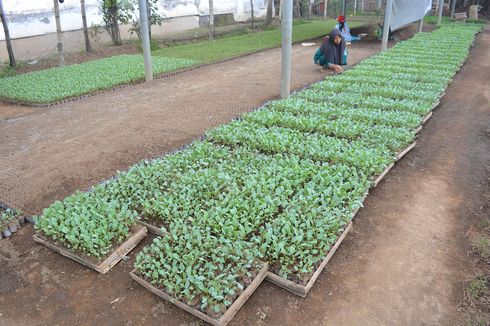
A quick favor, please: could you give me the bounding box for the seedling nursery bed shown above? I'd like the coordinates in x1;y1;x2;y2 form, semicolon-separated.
266;221;353;297
130;263;269;326
33;225;147;274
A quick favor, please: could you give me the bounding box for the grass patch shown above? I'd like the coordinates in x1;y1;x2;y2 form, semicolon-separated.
153;20;361;63
472;236;490;260
0;55;197;104
467;275;488;301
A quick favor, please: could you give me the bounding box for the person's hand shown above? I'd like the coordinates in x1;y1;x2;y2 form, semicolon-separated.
330;64;343;73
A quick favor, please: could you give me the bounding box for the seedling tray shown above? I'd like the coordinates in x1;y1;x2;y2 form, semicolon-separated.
33;225;147;274
266;221;353;297
130;263;269;326
136;219;166;237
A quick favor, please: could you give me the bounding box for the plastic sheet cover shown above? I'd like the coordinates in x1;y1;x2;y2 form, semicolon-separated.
390;0;432;31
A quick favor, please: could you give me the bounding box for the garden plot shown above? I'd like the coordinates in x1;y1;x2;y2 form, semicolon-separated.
32;23;483;324
0;55;197;104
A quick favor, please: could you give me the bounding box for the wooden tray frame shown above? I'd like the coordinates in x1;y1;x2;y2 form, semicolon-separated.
350;190;369;219
130;264;269;326
266;221;353;297
136;219;166;237
422;111;433;125
396;141;416;161
33;225;147;274
431;100;440;111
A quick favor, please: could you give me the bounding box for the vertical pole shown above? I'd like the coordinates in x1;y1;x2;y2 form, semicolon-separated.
450;0;456;18
381;0;393;51
53;0;64;67
353;0;357;15
323;0;328;20
281;0;293;98
418;17;424;32
376;0;381;11
342;0;347;15
361;0;364;13
0;0;15;67
80;0;91;52
208;0;214;40
251;0;254;28
139;0;153;81
437;0;444;25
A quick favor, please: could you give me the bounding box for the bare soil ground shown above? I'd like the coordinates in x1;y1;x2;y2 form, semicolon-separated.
0;25;489;325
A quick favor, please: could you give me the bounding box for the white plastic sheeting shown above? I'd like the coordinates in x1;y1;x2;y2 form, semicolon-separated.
390;0;432;31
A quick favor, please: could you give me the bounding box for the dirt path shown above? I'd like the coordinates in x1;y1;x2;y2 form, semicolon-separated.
1;27;489;325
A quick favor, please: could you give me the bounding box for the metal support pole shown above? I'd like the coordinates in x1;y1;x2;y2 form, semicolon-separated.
418;17;424;32
381;0;393;51
208;0;214;40
342;0;347;15
281;0;293;98
139;0;153;81
53;0;64;67
437;0;444;26
323;0;328;20
450;0;456;18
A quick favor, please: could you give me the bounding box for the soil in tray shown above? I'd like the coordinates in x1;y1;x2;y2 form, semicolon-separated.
132;266;260;319
34;224;142;265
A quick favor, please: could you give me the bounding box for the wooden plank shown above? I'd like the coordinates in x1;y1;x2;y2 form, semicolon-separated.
266;271;307;297
266;222;353;297
130;264;268;326
136;219;165;237
431;100;440;111
33;225;147;274
422;111;433;125
373;163;395;188
396;141;416;161
415;125;422;134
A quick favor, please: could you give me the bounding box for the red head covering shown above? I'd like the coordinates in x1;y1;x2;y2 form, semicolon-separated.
337;15;345;23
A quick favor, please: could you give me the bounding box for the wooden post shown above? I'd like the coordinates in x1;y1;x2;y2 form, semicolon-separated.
53;0;65;66
0;0;15;67
80;0;91;52
266;0;273;25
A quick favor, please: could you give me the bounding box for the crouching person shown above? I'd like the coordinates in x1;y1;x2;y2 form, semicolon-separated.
314;29;347;73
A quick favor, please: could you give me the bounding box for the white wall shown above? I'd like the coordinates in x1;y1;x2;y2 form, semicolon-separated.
0;0;268;41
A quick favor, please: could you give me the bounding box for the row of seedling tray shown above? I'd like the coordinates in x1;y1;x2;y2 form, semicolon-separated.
31;23;483;325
